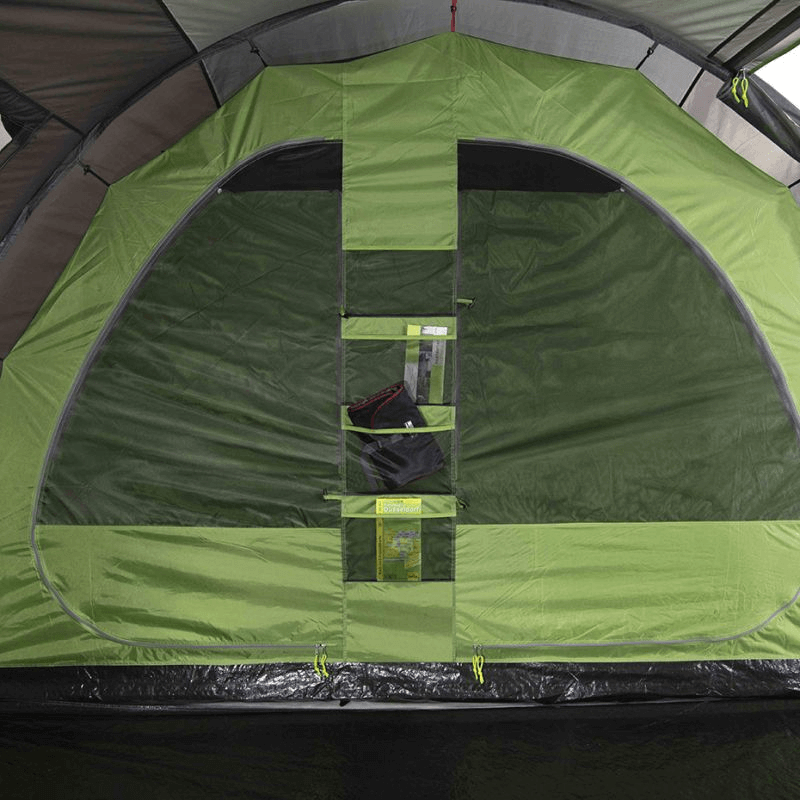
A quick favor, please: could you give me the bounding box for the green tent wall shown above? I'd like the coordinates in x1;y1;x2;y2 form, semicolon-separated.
3;13;800;702
3;35;800;682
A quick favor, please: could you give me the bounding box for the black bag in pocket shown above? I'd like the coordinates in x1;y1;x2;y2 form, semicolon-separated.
348;382;445;490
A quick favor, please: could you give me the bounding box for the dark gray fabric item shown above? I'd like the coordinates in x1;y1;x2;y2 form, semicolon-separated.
82;62;217;184
202;43;264;104
0;79;48;140
0;119;82;243
0;1;191;131
0;164;107;359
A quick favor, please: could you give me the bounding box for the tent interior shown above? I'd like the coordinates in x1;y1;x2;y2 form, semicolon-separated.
3;3;800;707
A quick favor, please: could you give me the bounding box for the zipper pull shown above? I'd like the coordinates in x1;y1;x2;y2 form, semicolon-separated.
313;643;330;679
732;71;750;109
472;645;485;685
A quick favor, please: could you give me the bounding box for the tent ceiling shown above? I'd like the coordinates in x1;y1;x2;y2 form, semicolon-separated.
150;1;800;65
1;1;800;362
1;2;799;124
0;1;193;133
560;0;800;58
162;0;321;50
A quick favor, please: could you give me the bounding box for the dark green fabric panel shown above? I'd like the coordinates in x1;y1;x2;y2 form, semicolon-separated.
344;250;456;316
40;191;340;528
458;190;800;524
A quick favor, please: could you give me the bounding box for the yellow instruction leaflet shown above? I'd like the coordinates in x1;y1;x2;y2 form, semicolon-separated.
376;498;422;581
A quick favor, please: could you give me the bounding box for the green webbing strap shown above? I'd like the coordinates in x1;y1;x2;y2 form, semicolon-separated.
340;404;456;434
328;493;458;518
405;331;422;398
342;316;457;340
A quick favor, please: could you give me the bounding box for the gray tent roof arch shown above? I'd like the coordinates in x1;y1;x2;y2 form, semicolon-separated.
2;2;800;706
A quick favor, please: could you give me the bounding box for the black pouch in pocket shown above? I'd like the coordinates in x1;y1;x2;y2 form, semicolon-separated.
348;383;445;490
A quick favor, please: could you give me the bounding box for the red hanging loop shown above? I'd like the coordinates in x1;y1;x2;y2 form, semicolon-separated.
451;0;458;32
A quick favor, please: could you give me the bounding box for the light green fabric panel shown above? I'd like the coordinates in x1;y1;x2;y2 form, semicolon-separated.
344;582;454;662
36;526;343;658
342;40;458;250
456;523;800;662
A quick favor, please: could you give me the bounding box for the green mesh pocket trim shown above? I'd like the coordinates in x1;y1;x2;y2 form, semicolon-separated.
341;316;457;340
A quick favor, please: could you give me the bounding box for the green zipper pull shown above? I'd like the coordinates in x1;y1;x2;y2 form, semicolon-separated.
313;643;330;679
472;645;485;685
732;71;749;109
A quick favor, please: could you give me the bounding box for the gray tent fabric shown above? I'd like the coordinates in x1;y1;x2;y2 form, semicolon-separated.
80;63;218;184
1;0;799;377
0;121;82;239
638;46;704;104
710;0;800;64
0;1;192;132
202;43;265;105
0;164;107;361
590;0;798;55
158;1;800;63
683;72;800;183
460;2;653;68
163;0;321;50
